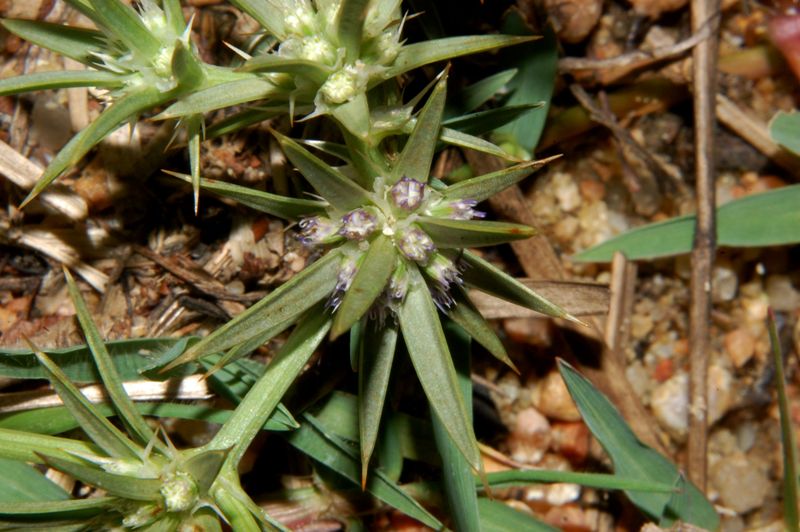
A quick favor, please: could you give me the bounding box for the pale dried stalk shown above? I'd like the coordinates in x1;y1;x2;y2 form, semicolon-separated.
0;375;212;413
470;280;609;319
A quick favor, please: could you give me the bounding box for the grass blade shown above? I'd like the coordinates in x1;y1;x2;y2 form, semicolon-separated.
478;498;557;532
331;235;397;339
390;74;447;184
0;70;123;95
769;310;799;532
40;455;161;502
157;77;275;119
0;497;114;518
0;427;101;465
444;103;541;137
0;19;103;64
86;0;160;58
64;268;155;447
484;470;675;492
398;266;481;471
440;127;520;161
442;158;557;203
0;458;69;502
358;322;398;485
276;131;372;210
164;250;340;370
558;360;719;529
336;0;369;62
770;110;800;156
448;68;518;116
447;288;516;372
417;217;535;248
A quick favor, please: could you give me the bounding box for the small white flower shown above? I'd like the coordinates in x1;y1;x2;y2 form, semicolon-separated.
160;472;197;513
320;62;369;104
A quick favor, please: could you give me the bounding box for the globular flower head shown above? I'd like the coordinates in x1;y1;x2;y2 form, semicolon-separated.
390;177;426;211
396;226;435;263
340;208;378;241
299;216;341;245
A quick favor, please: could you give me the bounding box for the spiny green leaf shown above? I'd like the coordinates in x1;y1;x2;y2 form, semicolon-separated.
166;170;327;219
209;308;332;466
0;458;70;502
336;0;369;62
440;127;521;161
162;0;186;36
398;267;481;471
40;454;161;502
275;131;372;210
444;103;541;137
770;110;800;156
0;70;123;95
461;251;575;321
447;68;518;116
417;217;536;248
358;322;398;485
385;35;537;79
205;106;289;139
86;0;161;59
286;413;443;529
330;92;371;139
443;157;557;202
574;184;800;262
0;497;115;519
183;116;203;214
390;74;447;184
28;346;142;460
157;77;275;119
447;288;516;372
558;360;719;529
239;54;331;84
0;19;103;64
21;87;167;208
172;40;206;91
164;250;340;370
331;235;397;339
0;427;101;465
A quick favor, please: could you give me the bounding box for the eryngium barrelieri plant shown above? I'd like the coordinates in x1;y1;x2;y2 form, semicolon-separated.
0;0;578;527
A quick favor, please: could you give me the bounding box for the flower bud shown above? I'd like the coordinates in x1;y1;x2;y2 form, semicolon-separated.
299;216;341;245
396;227;435;263
339;208;378;241
160;472;198;513
320;62;368;104
390;177;426;211
424;253;462;291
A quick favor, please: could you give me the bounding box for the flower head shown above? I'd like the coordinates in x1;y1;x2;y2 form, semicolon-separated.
390;177;426;211
340;208;378;240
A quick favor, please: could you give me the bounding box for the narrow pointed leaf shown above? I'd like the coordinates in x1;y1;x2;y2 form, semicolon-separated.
64;269;155;447
166;170;326;219
157;77;275;119
398;267;480;471
461;251;572;320
417;217;535;248
0;497;115;518
183;449;228;492
331;235;396;339
0;19;103;64
86;0;160;58
301;139;352;163
181;117;203;213
431;323;481;532
286;413;443;529
385;35;536;79
558;360;719;529
239;55;330;83
164;250;340;370
330;92;371;139
40;455;161;501
0;427;101;464
443;158;557;202
205;106;290;139
483;470;675;492
163;0;186;35
447;288;516;371
29;347;142;460
358;322;398;482
443;103;541;136
172;40;206;91
0;458;69;502
448;68;518;115
275;131;371;210
390;75;447;184
22;87;167;207
0;70;123;95
210;309;332;466
336;0;369;62
478;498;557;532
440;127;520;161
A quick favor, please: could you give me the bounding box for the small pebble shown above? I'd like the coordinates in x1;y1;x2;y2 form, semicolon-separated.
712;262;739;302
765;275;800;312
724;328;756;368
507;407;551;465
533;370;582;422
550;421;591;465
553;172;582;213
711;452;769;514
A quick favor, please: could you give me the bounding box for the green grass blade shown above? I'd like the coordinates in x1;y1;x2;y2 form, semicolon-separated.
440;127;520;161
28;346;142;460
86;0;160;58
444;103;540;137
166;170;327;219
769;310;799;532
21;87;166;208
0;19;103;64
156;77;275;119
448;68;518;116
442;158;554;203
0;70;123;95
447;288;516;372
385;35;536;79
286;413;443;530
275;131;371;211
0;497;115;518
0;337;191;383
239;54;331;84
0;427;101;464
575;184;800;262
209;308;332;466
478;498;557;532
331;235;397;339
431;323;481;532
390;74;447;184
204;106;287;139
40;455;161;502
336;0;369;62
417;217;535;248
358;322;398;485
64;268;155;447
184;115;203;213
484;470;675;492
0;458;69;502
770;110;800;156
164;250;340;370
461;251;574;321
558;360;719;529
398;267;481;472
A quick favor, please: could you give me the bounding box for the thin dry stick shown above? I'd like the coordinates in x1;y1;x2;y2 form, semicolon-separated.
688;0;721;491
